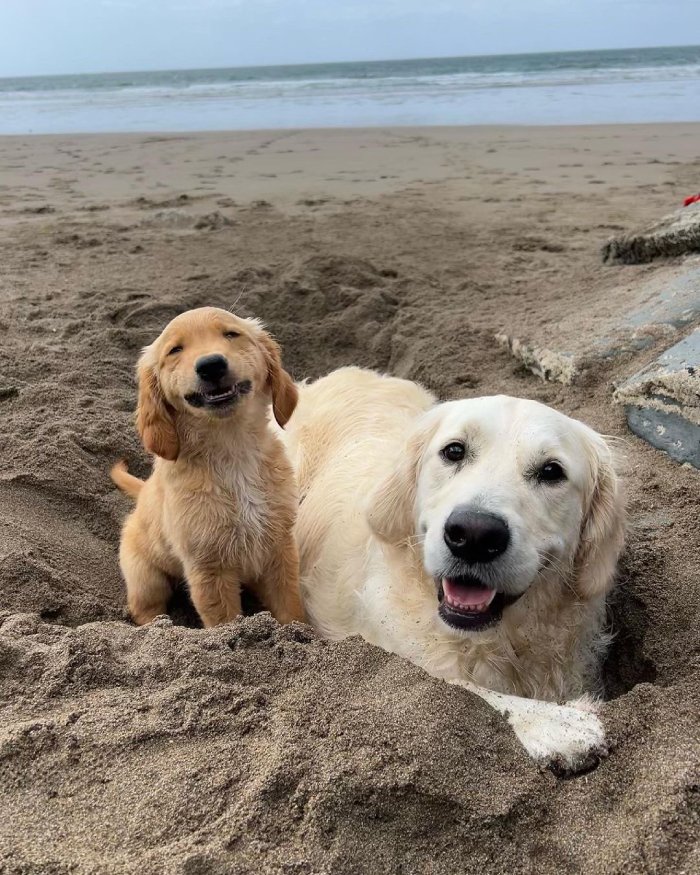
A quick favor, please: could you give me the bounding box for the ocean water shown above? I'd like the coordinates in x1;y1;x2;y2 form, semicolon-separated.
1;45;699;135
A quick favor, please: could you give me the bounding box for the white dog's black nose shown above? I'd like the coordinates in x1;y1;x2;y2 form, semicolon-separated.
444;509;510;563
195;354;229;383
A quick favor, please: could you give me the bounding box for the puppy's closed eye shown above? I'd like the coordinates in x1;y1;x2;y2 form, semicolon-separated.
223;330;240;340
168;345;183;356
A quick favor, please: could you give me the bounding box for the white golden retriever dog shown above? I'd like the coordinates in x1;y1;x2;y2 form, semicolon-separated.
280;368;625;770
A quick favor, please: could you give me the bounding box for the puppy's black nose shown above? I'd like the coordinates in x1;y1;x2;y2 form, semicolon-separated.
444;509;510;563
195;354;229;383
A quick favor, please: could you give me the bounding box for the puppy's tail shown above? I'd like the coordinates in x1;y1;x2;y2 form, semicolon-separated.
110;460;144;499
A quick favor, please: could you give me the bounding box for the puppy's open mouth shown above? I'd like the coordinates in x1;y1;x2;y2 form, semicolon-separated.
436;576;520;632
185;379;252;411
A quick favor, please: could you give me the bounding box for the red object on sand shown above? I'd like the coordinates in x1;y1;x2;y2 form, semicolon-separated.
683;193;700;206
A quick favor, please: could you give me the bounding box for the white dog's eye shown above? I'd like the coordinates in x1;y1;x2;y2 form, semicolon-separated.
167;345;183;356
223;331;240;340
441;441;466;463
537;461;566;483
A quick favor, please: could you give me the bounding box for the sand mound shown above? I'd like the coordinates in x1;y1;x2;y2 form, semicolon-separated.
2;611;698;874
1;612;532;873
1;176;699;872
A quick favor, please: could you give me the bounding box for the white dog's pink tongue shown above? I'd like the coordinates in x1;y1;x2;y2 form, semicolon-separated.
442;578;496;613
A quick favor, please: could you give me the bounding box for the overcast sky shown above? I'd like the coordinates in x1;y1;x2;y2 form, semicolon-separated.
1;0;698;77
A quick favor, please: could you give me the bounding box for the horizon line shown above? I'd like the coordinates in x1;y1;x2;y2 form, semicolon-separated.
1;41;698;82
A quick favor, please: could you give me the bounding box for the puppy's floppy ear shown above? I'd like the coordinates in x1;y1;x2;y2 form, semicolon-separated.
573;432;625;599
135;351;179;461
367;412;438;547
258;332;298;428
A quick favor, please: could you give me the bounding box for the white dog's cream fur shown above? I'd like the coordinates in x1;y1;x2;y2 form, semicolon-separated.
280;367;625;768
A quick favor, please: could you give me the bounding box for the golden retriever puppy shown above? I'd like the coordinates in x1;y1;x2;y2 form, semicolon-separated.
111;306;304;628
278;367;626;768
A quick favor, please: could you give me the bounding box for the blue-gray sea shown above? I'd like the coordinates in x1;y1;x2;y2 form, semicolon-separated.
1;45;699;134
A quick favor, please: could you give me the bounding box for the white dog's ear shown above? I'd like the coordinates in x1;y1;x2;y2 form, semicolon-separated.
573;432;625;599
367;413;438;546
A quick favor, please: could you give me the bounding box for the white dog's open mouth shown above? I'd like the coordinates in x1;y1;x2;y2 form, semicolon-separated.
436;576;517;632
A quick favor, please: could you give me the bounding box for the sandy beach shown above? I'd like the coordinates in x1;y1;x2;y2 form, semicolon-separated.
0;124;699;873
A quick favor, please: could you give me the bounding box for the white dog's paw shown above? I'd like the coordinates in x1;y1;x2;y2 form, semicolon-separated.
505;696;607;775
447;680;607;775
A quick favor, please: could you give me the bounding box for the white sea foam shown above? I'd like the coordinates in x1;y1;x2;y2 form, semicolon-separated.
1;47;698;133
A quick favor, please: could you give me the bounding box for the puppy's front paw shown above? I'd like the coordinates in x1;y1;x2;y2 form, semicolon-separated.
507;696;607;775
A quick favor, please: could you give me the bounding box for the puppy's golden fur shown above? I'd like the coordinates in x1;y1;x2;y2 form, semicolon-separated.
112;306;304;628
